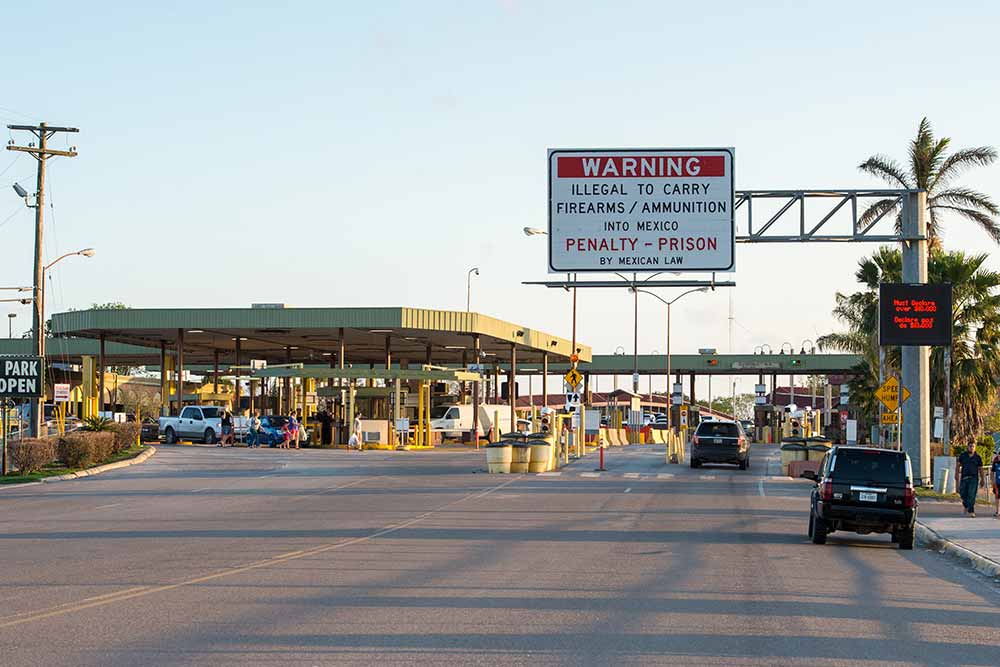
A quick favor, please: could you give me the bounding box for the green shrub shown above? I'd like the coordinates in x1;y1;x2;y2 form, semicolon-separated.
110;422;142;454
58;432;115;469
9;437;56;474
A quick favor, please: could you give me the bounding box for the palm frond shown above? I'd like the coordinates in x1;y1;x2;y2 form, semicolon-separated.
858;155;912;188
929;187;1000;216
931;205;1000;243
931;146;998;191
857;197;901;231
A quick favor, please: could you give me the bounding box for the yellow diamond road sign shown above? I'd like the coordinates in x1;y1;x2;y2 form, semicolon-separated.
564;368;583;390
874;376;911;413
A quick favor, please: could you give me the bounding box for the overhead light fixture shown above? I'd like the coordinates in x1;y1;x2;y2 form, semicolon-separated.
404;337;417;341
188;329;204;334
12;183;28;198
290;346;299;350
322;352;332;356
80;248;96;257
369;329;394;334
444;345;466;350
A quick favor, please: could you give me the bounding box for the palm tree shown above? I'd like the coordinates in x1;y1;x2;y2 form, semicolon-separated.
819;247;1000;445
858;118;999;247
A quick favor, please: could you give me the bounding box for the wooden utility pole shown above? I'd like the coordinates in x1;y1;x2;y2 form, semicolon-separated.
6;122;79;437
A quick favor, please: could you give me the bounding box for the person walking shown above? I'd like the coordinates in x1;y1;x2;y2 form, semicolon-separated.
990;449;1000;519
220;410;234;447
247;412;261;448
288;413;300;449
955;441;985;517
280;421;291;449
294;408;304;448
351;412;363;450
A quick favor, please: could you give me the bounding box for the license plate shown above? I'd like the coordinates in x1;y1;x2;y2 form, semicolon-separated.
714;438;723;444
859;492;878;502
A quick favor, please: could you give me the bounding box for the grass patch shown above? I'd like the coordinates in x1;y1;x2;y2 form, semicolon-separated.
916;486;995;506
1;444;148;486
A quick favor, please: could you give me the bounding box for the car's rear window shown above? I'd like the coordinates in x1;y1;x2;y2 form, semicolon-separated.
832;450;906;484
697;422;740;438
201;407;221;419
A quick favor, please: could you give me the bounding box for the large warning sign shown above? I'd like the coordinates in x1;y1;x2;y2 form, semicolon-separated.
548;148;735;273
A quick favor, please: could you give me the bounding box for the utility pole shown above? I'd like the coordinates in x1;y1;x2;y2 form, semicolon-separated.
7;122;79;437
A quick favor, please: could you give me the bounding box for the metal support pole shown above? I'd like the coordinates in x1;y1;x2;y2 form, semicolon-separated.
176;329;185;412
878;346;886;446
2;398;7;476
213;350;219;396
632;276;639;393
472;334;481;447
666;303;672;431
943;346;951;454
901;191;930;481
160;341;168;417
542;352;548;411
98;333;106;417
385;336;392;445
509;343;516;436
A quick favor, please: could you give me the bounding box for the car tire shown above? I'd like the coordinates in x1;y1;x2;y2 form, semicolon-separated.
890;531;900;544
690;458;701;469
811;514;827;545
204;429;216;445
898;528;914;550
164;427;176;444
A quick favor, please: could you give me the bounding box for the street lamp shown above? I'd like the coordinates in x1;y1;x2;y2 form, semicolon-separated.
632;287;709;431
30;247;95;436
649;349;659;398
6;313;14;339
466;267;479;312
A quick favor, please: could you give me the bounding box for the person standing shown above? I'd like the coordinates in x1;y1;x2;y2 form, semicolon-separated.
990;450;1000;519
288;413;299;450
247;412;261;448
294;408;304;448
955;441;985;517
220;410;234;447
352;412;363;450
318;408;333;446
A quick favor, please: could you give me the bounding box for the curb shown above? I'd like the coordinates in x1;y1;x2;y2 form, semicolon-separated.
0;446;157;490
916;521;1000;578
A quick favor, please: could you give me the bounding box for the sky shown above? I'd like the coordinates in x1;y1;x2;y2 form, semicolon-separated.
2;1;998;399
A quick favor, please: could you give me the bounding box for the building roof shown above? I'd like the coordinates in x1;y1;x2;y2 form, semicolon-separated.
44;306;590;367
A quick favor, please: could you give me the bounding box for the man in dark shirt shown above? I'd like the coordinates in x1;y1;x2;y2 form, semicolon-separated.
955;442;984;517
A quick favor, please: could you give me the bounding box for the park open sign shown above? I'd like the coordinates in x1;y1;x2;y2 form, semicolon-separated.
0;355;44;398
878;283;952;347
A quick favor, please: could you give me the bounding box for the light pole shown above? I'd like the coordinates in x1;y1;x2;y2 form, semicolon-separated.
649;349;659;399
632;287;709;431
32;248;95;436
466;267;479;312
7;313;14;339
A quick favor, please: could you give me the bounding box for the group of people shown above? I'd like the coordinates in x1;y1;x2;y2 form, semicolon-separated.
208;405;363;450
955;440;1000;518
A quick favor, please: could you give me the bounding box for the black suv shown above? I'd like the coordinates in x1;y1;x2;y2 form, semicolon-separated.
801;446;917;549
691;420;750;469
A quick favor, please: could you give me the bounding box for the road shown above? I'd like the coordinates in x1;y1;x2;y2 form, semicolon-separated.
0;443;998;666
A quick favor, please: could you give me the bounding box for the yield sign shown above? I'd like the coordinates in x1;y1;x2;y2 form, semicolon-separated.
564;368;583;390
874;376;911;412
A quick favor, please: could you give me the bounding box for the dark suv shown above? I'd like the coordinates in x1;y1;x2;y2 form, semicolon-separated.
691;420;750;470
802;446;917;549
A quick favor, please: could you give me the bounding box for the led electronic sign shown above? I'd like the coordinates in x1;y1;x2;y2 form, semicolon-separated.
878;283;952;347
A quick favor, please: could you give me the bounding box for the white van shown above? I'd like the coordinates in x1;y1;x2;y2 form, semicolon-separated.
430;403;514;438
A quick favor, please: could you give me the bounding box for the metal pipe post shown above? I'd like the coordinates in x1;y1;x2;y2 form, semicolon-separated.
632;278;639;393
901;191;930;480
666;303;672;431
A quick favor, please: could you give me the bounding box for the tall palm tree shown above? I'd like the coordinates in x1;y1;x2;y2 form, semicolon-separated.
858;118;999;247
819;247;1000;445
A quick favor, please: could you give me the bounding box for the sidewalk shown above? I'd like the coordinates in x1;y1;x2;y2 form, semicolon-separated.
918;501;1000;577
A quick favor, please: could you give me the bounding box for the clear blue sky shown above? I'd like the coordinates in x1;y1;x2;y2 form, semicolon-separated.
2;1;998;397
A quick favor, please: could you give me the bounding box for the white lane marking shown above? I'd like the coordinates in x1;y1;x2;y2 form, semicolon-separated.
624;488;632;493
94;503;121;510
190;488;211;493
538;472;562;477
769;476;793;481
758;478;765;497
656;473;675;479
623;473;641;479
580;472;600;478
699;475;716;480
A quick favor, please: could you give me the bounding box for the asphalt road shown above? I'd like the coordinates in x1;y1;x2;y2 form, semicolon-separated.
0;443;998;666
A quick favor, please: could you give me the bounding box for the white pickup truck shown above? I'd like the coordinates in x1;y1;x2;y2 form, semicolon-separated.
159;405;243;444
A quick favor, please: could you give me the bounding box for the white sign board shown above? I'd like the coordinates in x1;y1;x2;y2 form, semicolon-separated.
548;148;735;273
584;408;601;434
395;418;410;432
53;383;71;402
565;392;581;413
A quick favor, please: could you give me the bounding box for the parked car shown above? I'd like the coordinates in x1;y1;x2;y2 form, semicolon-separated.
691;419;750;469
159;405;230;444
739;419;755;439
801;446;916;549
140;418;159;442
258;415;311;446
